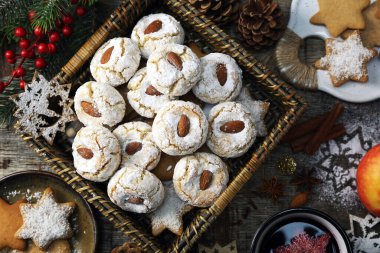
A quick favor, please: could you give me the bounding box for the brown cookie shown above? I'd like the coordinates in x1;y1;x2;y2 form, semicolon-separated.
12;240;71;253
0;198;27;250
310;0;370;37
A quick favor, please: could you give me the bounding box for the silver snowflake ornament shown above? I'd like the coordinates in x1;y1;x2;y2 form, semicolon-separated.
12;73;75;145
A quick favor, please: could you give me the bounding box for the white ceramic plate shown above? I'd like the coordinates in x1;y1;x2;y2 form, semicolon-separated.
288;0;380;103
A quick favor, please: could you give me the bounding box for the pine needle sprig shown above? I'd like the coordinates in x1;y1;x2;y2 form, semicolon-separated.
31;0;71;32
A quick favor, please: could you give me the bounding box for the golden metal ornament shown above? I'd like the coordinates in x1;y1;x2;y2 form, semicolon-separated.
277;155;297;175
275;29;318;91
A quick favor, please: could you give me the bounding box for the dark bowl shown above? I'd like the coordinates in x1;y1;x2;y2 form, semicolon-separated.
250;208;352;253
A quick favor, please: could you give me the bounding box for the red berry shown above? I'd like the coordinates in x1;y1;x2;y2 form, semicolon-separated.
15;27;26;38
28;10;36;23
76;6;86;17
62;14;74;25
12;69;19;78
62;26;73;37
20;49;29;58
28;50;35;59
49;31;60;43
16;67;26;77
37;43;48;54
34;27;44;37
71;0;79;4
19;39;30;49
19;80;26;90
7;58;16;64
35;57;47;69
5;50;15;59
47;43;57;54
0;82;5;93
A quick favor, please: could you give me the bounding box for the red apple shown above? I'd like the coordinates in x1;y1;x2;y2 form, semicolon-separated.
357;144;380;216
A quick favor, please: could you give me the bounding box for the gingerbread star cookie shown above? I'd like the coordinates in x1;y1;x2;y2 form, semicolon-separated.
10;240;71;253
0;198;27;250
315;31;378;87
342;3;380;47
310;0;370;37
148;183;192;236
16;188;76;250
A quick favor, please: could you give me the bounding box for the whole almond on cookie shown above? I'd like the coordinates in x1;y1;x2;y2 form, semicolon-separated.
220;120;245;133
100;46;114;64
145;85;163;96
81;101;102;117
77;147;94;159
216;63;227;86
167;52;183;70
144;20;162;34
125;142;143;155
177;114;190;137
128;197;144;204
200;170;213;190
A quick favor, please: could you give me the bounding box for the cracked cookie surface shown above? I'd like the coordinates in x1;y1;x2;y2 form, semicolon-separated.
90;37;141;86
113;121;161;171
207;102;256;158
107;166;164;213
173;152;229;207
131;13;185;59
74;81;126;128
193;53;242;104
73;125;121;182
152;101;208;156
147;44;201;97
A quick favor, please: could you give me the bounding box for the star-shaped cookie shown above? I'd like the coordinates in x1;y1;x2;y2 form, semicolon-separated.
315;31;378;87
343;3;380;47
0;198;27;250
310;0;370;37
149;183;193;236
16;188;76;250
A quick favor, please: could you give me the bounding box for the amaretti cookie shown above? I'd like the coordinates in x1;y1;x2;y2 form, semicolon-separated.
207;102;256;158
173;152;229;207
147;44;201;96
193;53;242;104
113;121;161;171
127;68;176;118
74;81;126;128
90;37;141;86
131;13;185;59
107;166;164;213
152;101;208;156
73;126;121;182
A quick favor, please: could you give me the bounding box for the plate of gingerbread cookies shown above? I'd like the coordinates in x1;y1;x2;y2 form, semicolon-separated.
277;0;380;103
0;171;97;253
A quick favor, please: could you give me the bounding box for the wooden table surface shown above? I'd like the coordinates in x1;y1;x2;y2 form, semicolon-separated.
0;0;376;252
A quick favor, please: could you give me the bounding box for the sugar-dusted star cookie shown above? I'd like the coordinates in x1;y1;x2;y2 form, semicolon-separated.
0;198;27;250
16;188;76;250
343;3;380;47
315;31;378;87
149;183;193;236
310;0;370;37
10;240;71;253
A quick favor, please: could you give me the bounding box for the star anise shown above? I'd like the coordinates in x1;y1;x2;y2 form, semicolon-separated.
258;176;284;202
290;167;321;191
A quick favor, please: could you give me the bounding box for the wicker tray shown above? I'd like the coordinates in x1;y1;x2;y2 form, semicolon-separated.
15;0;307;252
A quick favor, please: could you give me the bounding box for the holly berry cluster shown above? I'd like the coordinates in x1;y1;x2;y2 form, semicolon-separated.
1;0;87;93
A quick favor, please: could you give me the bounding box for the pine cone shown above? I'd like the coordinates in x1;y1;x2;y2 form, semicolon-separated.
187;0;240;25
238;0;286;49
111;243;143;253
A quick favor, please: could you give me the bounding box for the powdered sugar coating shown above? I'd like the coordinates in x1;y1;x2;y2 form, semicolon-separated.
74;81;126;127
90;37;141;86
16;188;75;250
193;53;242;104
131;13;185;59
107;166;164;213
73;125;121;182
235;87;270;137
173;152;229;207
127;68;176;118
147;44;201;96
152;101;208;156
207;102;256;158
113;121;161;171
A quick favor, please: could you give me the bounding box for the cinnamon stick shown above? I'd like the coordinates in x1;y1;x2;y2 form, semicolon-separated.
291;123;346;153
305;103;345;155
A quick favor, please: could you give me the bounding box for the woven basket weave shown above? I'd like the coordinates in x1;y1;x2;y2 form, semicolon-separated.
15;0;307;252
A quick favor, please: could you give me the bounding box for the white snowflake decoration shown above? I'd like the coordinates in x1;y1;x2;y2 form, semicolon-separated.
346;214;380;253
12;74;75;145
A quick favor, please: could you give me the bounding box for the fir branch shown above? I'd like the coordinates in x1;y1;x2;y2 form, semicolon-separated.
31;0;71;32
